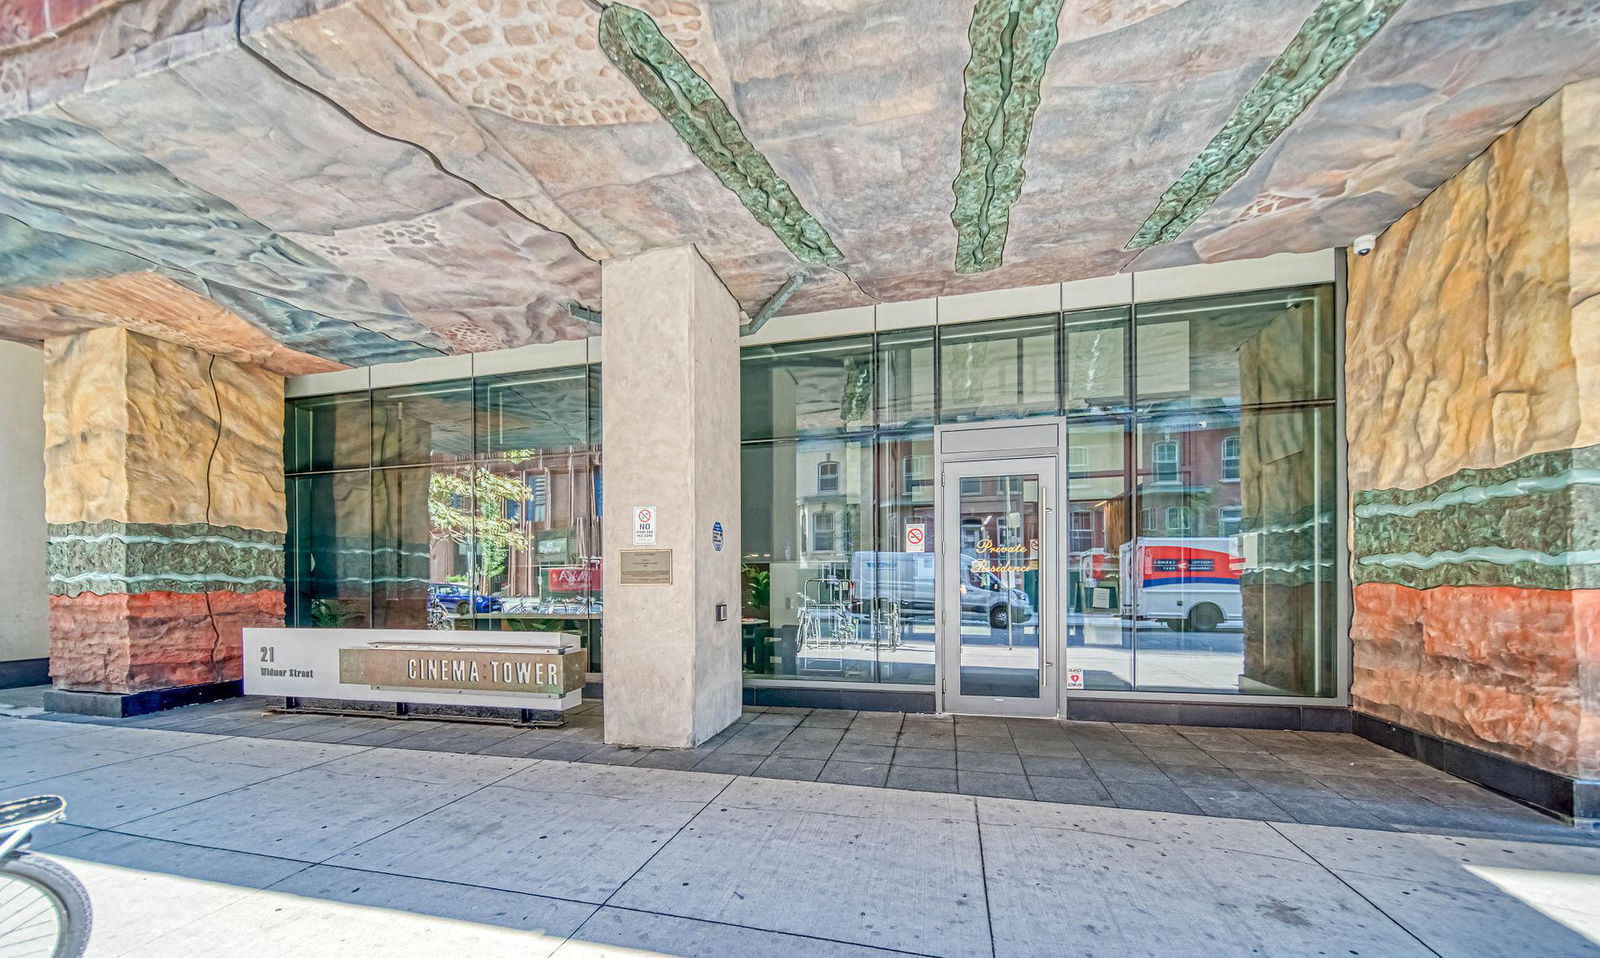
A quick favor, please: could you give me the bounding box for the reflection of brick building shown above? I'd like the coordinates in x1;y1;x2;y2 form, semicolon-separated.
1132;421;1243;538
487;453;604;598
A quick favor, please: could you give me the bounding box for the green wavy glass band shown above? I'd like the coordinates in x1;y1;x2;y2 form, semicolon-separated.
598;4;844;265
47;520;286;597
1351;443;1600;590
1126;0;1406;250
950;0;1067;274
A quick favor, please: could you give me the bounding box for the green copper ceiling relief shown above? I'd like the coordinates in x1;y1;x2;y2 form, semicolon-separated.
598;4;843;265
1126;0;1406;249
950;0;1067;274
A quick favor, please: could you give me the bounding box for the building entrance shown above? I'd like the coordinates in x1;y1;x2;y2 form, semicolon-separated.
935;421;1063;718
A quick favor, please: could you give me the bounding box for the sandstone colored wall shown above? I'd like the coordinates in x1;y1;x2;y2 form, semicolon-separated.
1347;79;1600;779
45;326;287;693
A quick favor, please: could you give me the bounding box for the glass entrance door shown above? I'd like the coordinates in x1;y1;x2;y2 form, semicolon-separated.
937;457;1059;717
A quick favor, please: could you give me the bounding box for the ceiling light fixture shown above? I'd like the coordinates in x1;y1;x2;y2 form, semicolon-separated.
950;0;1067;274
1126;0;1407;250
598;4;844;266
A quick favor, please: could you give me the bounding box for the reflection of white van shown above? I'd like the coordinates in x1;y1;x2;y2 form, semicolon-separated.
1119;537;1243;632
852;552;1033;629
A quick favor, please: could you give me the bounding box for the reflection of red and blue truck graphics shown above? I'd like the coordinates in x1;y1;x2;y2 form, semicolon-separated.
1118;537;1243;632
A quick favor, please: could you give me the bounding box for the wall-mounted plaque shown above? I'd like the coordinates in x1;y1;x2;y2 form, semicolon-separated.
620;548;673;584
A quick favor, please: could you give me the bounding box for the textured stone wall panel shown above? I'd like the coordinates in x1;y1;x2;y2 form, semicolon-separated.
1347;78;1600;780
43;327;129;526
1484;91;1580;461
1346;157;1494;493
45;327;287;693
49;589;284;693
1352;582;1592;776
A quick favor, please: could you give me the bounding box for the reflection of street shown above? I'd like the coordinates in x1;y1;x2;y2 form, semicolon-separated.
783;610;1264;696
1068;613;1251;692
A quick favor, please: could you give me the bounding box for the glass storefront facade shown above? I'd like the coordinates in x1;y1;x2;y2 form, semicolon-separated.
738;283;1339;698
285;360;605;670
283;281;1340;703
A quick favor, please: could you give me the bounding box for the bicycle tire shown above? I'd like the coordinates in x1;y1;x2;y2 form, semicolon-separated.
0;852;92;958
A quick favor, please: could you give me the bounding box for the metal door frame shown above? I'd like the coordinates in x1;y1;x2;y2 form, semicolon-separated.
935;420;1064;717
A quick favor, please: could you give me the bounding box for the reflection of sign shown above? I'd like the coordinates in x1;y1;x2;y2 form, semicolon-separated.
547;564;599;593
905;523;926;553
971;538;1040;573
620;549;672;584
1153;557;1214;572
339;646;587;695
712;521;724;552
633;506;657;545
1066;668;1085;690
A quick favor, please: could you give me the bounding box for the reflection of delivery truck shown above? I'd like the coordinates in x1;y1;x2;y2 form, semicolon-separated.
852;552;1033;630
1119;537;1243;632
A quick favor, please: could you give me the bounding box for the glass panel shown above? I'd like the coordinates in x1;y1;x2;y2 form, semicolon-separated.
372;464;472;629
1131;407;1335;695
287;472;371;628
740;437;876;681
372;379;474;467
1062;420;1132;690
474;366;593;459
468;458;605;660
956;473;1043;698
1064;306;1130;416
285;392;371;474
869;430;936;685
741;336;875;442
1135;286;1334;411
876;327;936;428
939;314;1059;422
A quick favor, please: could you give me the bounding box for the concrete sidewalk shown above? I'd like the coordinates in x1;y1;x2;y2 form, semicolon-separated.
2;710;1599;957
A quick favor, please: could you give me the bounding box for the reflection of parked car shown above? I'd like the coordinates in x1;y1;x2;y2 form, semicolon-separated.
852;552;1033;630
428;583;502;616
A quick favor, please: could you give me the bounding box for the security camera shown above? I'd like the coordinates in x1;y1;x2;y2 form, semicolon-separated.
1352;234;1377;256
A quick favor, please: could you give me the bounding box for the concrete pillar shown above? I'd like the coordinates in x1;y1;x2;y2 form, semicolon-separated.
601;245;742;748
43;327;287;715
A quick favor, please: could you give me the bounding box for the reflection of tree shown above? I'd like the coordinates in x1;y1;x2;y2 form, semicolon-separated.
429;468;533;590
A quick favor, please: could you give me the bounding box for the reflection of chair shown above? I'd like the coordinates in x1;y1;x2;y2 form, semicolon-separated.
742;626;775;672
773;624;799;675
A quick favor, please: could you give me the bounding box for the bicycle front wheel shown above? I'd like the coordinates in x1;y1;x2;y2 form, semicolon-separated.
0;853;92;958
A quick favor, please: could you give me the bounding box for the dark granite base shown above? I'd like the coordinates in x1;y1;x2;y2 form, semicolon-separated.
744;686;936;713
1064;698;1352;732
1353;712;1597;826
272;695;565;726
0;657;48;690
44;680;242;718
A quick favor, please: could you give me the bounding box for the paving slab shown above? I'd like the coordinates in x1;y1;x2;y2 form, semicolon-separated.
611;788;989;958
0;726;224;790
117;748;528;860
113;872;577;958
553;908;939;957
980;815;1438;958
45;831;308;958
1272;824;1600;956
327;774;724;902
12;747;303;828
270;865;597;940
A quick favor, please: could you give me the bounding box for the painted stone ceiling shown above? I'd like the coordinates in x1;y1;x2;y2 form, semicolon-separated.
0;0;1596;368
